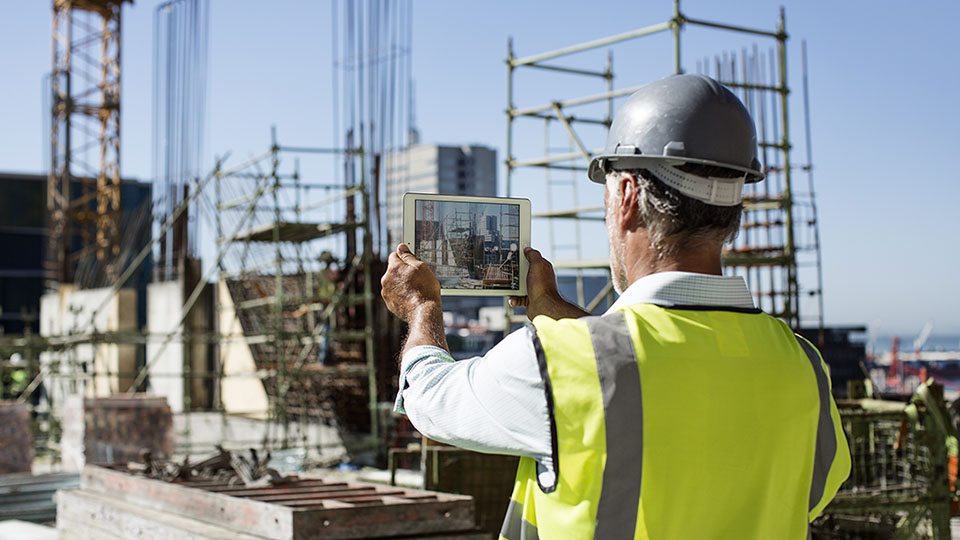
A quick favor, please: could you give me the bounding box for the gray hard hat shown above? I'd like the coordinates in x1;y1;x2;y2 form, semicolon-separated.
587;74;764;184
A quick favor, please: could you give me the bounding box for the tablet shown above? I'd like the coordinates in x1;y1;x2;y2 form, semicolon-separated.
402;193;530;296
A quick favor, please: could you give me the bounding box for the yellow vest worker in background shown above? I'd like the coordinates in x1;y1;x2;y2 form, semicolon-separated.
381;74;850;539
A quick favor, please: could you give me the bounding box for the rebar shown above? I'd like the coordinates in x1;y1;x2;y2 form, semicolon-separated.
152;0;209;280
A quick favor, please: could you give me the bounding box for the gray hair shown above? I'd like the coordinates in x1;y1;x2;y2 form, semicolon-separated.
605;164;743;258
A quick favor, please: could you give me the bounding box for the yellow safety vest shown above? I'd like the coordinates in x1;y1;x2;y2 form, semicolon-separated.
500;304;850;540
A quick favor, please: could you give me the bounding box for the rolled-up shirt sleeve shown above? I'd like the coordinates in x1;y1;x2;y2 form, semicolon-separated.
394;325;552;463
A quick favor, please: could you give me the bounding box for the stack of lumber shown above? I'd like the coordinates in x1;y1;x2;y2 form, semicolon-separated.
57;465;487;539
0;401;32;474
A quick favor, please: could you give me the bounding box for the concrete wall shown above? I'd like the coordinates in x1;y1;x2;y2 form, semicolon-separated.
146;272;212;414
39;285;137;402
216;280;269;418
146;280;185;412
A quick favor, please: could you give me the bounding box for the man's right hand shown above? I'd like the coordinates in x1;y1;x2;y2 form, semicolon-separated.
509;247;590;321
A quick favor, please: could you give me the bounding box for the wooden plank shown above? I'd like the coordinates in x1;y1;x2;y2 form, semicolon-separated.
57;488;267;540
80;466;293;540
204;479;337;492
291;499;477;539
393;534;491;540
208;482;351;496
252;490;380;503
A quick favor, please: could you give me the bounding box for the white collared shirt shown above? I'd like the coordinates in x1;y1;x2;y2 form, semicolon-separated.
394;272;756;483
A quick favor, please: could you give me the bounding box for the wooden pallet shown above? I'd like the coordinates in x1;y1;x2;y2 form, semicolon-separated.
57;465;488;540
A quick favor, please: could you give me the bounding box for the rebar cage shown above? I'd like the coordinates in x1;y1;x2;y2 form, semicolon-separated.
814;383;957;539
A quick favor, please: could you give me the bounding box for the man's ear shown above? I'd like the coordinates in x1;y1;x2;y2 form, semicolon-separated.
617;171;640;232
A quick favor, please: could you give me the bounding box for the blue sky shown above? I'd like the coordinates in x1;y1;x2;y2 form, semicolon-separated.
2;0;958;335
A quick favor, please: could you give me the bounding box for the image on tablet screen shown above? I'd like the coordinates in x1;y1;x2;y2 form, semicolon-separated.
414;200;521;290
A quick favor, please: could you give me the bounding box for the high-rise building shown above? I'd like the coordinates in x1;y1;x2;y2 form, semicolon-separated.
385;144;496;247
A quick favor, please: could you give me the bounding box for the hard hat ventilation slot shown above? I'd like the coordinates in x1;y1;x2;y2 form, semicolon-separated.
647;163;746;207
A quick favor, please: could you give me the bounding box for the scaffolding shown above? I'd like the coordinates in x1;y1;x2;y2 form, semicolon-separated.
2;130;399;464
211;129;392;453
0;0;415;471
504;0;824;332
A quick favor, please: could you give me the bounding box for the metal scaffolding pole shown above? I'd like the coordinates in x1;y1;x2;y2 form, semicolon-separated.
504;0;817;332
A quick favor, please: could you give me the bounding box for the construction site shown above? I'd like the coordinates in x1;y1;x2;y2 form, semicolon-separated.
414;200;521;290
1;0;958;538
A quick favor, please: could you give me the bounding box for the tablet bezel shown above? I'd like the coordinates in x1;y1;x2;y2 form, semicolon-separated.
402;192;530;296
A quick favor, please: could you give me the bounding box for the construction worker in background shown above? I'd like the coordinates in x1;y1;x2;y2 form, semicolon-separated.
2;353;28;400
381;74;850;539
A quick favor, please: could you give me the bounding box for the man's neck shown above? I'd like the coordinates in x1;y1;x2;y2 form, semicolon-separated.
623;235;724;284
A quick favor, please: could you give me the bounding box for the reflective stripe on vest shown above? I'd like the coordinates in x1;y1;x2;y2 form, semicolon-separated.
502;313;642;540
587;312;642;539
796;336;837;512
500;499;539;540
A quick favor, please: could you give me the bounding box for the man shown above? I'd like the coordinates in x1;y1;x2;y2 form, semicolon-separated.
1;353;28;400
381;74;850;539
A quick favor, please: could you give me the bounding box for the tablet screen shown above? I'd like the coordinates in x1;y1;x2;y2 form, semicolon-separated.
414;199;521;290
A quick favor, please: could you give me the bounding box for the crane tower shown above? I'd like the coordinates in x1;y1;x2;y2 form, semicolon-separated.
47;0;132;288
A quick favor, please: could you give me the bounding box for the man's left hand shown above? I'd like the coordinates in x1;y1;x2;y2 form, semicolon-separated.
380;243;442;323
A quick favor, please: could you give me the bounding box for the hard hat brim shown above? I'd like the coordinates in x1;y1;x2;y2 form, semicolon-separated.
588;154;765;185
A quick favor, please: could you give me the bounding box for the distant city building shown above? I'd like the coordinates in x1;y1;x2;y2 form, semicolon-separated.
385;144;497;247
0;172;152;335
385;144;498;329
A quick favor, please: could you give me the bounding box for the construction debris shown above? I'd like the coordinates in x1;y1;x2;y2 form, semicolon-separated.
126;447;292;488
